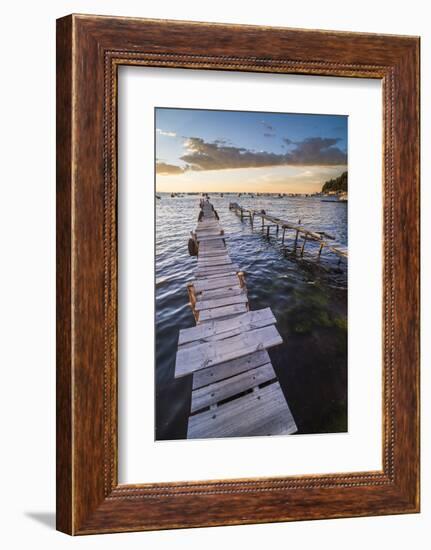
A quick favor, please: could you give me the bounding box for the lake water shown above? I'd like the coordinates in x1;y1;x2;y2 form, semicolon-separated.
155;193;348;440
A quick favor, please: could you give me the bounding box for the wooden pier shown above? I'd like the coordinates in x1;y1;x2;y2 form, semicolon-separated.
229;202;348;262
174;199;297;439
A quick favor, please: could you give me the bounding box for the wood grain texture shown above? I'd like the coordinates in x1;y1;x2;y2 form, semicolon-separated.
193;275;240;292
175;324;282;377
195;265;239;277
192;350;272;389
197;257;232;267
194;293;249;312
198;303;248;323
188;381;297;438
190;362;277;412
178;308;275;346
56;13;420;535
199;285;245;300
56;15;73;535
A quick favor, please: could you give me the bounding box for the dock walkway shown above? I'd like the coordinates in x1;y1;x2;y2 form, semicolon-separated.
229;202;348;261
174;199;297;439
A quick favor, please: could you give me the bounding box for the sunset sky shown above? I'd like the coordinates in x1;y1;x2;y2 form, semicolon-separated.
155;108;347;193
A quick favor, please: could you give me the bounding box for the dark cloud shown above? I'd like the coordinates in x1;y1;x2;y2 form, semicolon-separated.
283;137;347;165
177;136;346;172
156;162;185;175
180;137;286;171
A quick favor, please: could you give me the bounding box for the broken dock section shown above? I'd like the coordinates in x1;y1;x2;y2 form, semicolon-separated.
229;202;348;263
174;199;297;439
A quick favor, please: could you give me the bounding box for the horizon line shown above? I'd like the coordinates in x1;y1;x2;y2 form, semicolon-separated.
155;190;338;194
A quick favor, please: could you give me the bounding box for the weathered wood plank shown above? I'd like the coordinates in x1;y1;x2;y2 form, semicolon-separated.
196;263;238;274
195;270;238;280
198;254;232;264
198;246;226;254
198;249;228;257
199;285;244;301
199;240;226;248
197;256;231;267
195;230;223;238
195;270;238;279
198;312;248;324
197;220;219;225
197;239;224;245
178;308;276;346
192;350;271;389
195;269;238;280
175;324;282;377
195;293;248;312
197;262;233;271
197;221;220;228
198;255;229;263
187;381;297;438
197;261;232;270
196;235;226;243
191;363;276;412
199;249;227;256
192;276;240;293
196;230;222;236
327;243;348;258
198;303;248;322
198;255;228;262
199;248;226;255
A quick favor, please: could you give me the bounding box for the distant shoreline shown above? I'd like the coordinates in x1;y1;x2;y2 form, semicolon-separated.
156;191;345;198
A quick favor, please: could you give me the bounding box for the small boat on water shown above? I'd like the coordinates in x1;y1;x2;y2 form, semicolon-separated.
321;192;348;203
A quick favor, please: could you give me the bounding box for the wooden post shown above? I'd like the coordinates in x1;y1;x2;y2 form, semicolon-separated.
318;241;324;259
266;225;270;238
276;224;279;236
240;208;243;221
187;283;199;322
300;235;308;257
293;219;301;253
251;212;254;228
237;271;247;291
282;227;286;244
294;230;299;252
261;216;264;229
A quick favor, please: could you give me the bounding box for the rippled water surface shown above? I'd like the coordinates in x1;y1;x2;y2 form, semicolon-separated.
155;193;348;440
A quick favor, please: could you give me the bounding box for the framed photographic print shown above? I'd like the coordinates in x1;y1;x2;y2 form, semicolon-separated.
56;14;420;534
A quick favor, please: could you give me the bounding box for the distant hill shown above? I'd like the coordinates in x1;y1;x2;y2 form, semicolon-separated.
322;171;348;193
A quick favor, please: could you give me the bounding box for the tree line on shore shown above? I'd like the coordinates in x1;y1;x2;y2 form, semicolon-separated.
322;171;347;193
